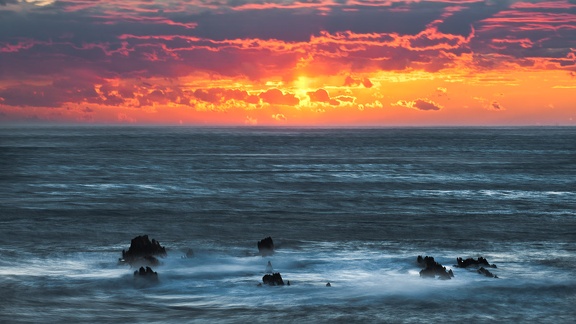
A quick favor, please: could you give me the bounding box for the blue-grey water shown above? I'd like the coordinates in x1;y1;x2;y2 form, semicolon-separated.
1;126;575;323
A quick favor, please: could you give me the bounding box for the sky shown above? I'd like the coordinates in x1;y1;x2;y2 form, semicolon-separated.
0;0;575;126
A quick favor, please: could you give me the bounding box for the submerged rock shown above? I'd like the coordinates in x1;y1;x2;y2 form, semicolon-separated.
478;267;498;278
417;255;454;280
134;266;159;281
262;272;285;286
456;257;497;268
120;235;167;265
257;236;274;256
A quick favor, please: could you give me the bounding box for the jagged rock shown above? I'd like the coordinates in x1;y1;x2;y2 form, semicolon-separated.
257;237;274;256
417;255;454;280
456;257;497;268
478;267;498;278
133;266;159;281
262;272;284;286
120;235;167;265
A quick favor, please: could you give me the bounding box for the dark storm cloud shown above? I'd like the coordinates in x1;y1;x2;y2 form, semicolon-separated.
0;0;18;6
437;0;515;36
190;3;442;42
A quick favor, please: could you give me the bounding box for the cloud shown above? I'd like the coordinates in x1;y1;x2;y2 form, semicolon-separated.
1;0;573;89
245;116;258;125
117;113;136;123
489;101;504;110
334;95;355;103
0;85;66;107
474;97;506;111
437;87;448;94
435;87;448;97
0;0;575;125
272;113;287;121
344;76;373;88
0;0;17;6
394;98;443;111
259;88;299;106
193;88;259;104
307;89;340;106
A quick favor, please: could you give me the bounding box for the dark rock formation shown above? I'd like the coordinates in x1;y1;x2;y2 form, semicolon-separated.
478;267;498;278
257;236;274;256
262;272;284;286
133;266;159;281
456;257;497;268
120;235;167;265
417;255;454;280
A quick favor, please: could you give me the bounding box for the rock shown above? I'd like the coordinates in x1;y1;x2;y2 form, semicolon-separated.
478;267;498;278
326;282;331;287
258;236;274;256
133;266;159;281
262;272;284;286
419;266;436;278
456;257;496;268
417;255;454;280
121;235;167;265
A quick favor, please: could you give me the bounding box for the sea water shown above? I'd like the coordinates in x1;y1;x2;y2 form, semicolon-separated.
0;126;575;323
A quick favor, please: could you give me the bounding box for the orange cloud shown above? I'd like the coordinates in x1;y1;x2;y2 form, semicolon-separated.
344;76;373;88
307;89;340;106
393;99;443;111
194;88;259;104
259;88;299;106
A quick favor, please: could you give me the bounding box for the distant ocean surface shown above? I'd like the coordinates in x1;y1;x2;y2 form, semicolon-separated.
1;126;575;323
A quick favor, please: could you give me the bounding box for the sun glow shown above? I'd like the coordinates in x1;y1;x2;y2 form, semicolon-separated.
294;76;313;94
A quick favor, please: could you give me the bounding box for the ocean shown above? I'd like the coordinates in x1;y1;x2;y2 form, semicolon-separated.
1;126;575;323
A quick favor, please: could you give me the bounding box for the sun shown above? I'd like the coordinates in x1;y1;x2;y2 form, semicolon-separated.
293;76;313;103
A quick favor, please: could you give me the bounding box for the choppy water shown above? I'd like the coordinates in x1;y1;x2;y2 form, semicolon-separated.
1;126;575;323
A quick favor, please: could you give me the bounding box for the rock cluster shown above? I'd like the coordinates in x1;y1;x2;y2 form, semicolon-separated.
134;266;159;280
456;257;497;269
121;235;167;266
416;255;500;280
417;255;454;280
117;235;503;287
119;235;166;284
262;273;285;286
